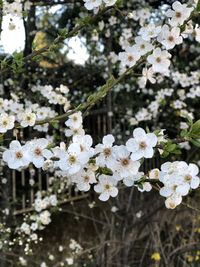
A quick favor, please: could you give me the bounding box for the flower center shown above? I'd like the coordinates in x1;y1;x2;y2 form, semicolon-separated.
69;155;76;164
26;116;31;121
175;12;182;18
105;184;111;190
34;147;42;156
168;35;174;42
128;55;134;62
139;141;147;149
169;202;176;209
15;151;23;159
84;175;90;182
3;120;8;126
121;158;129;166
184;175;192;182
103;148;112;157
156;57;161;63
72;116;78;122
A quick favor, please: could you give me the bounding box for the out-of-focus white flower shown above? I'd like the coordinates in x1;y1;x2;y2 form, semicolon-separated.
118;46;141;68
166;1;193;26
18;110;36;127
0;113;15;133
158;25;183;50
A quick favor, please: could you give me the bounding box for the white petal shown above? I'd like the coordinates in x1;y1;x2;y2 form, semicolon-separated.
99;192;110;201
133;127;146;140
110;187;118;197
103;134;115;146
191;176;200;189
160;186;173;197
43;149;53;159
144;147;154;158
126;138;139;153
146;133;158;147
123;178;134;187
176;184;190;196
33;157;44;168
130;150;144;161
10;140;21;150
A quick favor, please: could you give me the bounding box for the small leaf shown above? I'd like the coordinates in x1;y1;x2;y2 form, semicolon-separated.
191;139;200;148
180;129;188;138
197;0;200;11
166;144;177;152
50;120;59;129
189;119;200;138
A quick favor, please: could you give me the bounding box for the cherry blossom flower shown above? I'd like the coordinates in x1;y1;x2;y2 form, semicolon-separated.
25;139;53;168
65;111;83;129
3;140;30;169
112;145;140;178
158;25;183;50
118;46;141;68
165;193;182;209
73;169;96;191
126;128;158;161
149;168;160;180
147;48;171;73
95;134;116;168
159;161;200;208
166;1;194;26
132;36;154;56
94;175;118;201
138;67;156;88
58;143;90;175
72;134;94;157
18;110;36;127
137;182;152;192
0;113;15;133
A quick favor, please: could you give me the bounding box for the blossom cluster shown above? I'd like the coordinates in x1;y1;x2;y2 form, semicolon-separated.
20;192;58;236
128;69;200;129
118;1;198;81
32;84;70;112
0;83;71;133
3;0;23;17
2;112;199;210
159;161;200;209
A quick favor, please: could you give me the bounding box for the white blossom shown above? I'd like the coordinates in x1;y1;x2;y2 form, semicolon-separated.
126;128;158;161
94;175;118;201
166;1;194;26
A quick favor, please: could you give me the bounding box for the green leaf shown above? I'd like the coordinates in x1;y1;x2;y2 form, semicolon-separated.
197;0;200;11
50;120;59;129
58;28;68;37
166;144;177;152
161;151;169;158
189;119;200;138
180;129;188;138
191;139;200;148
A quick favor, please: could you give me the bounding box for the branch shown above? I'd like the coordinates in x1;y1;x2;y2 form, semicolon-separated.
15;62;142;128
